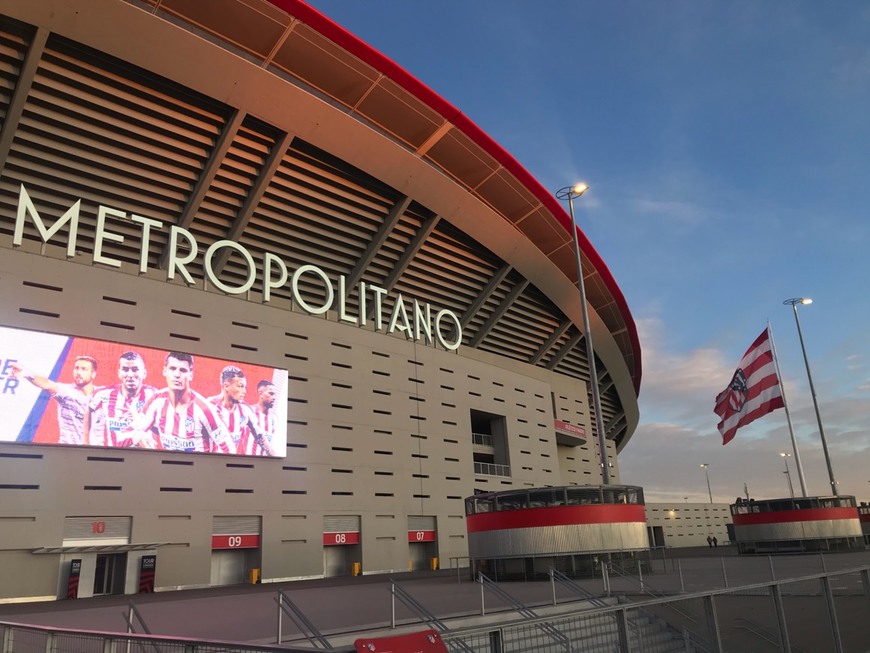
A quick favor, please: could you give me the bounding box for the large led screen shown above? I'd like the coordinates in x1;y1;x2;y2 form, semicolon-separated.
0;326;287;458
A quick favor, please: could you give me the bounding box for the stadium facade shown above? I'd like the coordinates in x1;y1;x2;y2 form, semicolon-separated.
0;0;640;601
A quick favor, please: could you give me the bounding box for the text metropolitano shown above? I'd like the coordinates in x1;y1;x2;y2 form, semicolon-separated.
12;184;462;351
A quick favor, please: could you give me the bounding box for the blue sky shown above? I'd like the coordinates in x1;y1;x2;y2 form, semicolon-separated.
306;1;870;503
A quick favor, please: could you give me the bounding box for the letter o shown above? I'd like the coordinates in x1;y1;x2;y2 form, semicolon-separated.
204;240;256;294
291;264;334;315
434;310;462;351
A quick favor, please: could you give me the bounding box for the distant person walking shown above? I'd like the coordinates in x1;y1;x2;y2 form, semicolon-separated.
707;535;713;548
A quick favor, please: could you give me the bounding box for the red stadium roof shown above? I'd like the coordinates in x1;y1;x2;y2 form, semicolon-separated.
266;0;641;393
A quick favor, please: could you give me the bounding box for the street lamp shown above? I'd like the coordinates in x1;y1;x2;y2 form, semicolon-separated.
700;463;713;503
780;452;795;498
556;183;609;484
783;297;838;496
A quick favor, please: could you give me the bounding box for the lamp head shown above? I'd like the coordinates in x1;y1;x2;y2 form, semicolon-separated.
784;297;813;306
780;452;791;458
555;183;590;201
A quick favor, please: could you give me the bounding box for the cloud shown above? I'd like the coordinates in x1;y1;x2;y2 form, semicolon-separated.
630;197;706;226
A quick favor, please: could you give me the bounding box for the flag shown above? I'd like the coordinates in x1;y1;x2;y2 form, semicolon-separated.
714;328;784;445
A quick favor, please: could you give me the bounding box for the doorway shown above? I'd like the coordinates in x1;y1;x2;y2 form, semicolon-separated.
93;553;127;595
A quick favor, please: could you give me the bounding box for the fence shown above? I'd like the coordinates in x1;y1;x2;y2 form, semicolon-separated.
440;566;870;653
2;566;869;653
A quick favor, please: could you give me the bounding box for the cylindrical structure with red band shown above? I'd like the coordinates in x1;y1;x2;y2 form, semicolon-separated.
731;496;862;554
465;485;647;559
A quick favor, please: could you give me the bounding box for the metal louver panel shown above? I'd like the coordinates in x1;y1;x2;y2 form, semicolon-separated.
1;33;230;268
323;515;360;533
408;515;436;532
0;17;33;130
213;516;262;535
63;516;132;542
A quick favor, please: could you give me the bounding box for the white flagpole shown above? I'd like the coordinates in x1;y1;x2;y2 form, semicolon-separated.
768;321;808;497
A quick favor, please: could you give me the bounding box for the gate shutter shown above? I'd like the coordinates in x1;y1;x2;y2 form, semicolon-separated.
212;516;261;535
323;515;360;532
63;516;132;542
408;515;436;531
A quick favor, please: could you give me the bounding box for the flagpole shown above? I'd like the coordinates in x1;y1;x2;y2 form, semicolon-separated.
767;321;808;497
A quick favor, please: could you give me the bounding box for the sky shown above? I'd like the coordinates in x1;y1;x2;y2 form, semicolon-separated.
304;1;870;504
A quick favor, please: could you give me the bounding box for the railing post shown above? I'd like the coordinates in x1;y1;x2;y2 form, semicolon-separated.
2;626;12;653
479;573;486;616
677;559;685;593
861;568;870;604
768;555;775;580
615;607;631;653
44;632;55;653
488;629;502;653
770;583;791;653
276;591;283;645
125;604;133;653
720;556;728;588
638;559;644;592
821;575;844;653
391;581;396;629
702;594;723;653
550;568;557;606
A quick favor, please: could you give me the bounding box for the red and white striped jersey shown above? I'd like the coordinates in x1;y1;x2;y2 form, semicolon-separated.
208;397;272;456
250;404;277;456
126;389;232;453
88;384;156;447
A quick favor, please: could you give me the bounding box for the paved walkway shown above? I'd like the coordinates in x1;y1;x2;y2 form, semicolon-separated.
0;547;868;647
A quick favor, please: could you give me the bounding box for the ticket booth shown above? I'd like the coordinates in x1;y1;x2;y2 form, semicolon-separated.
323;515;361;577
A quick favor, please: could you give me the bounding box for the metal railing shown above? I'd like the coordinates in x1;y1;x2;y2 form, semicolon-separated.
275;589;332;648
441;566;870;652
472;461;510;477
471;433;493;447
0;621;322;653
2;566;869;653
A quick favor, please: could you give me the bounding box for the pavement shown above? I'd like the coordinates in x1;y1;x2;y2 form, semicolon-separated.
0;546;868;648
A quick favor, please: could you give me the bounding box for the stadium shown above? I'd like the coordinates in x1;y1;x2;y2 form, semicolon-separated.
0;0;641;601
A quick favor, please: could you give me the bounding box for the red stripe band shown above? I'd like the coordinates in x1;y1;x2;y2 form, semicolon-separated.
466;505;646;533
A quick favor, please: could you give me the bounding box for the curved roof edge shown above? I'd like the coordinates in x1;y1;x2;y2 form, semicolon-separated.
267;0;641;394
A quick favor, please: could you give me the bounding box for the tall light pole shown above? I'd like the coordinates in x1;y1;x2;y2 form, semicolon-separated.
700;463;713;503
556;183;609;484
780;452;794;498
783;297;838;496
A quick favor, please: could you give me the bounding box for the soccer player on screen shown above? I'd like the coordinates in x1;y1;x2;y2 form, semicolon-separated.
251;379;279;456
208;366;275;457
124;352;233;454
84;351;156;448
9;356;98;445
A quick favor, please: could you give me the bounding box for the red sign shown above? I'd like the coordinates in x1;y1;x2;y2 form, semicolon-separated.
355;629;447;653
211;534;260;549
323;531;360;546
407;530;436;542
554;420;586;437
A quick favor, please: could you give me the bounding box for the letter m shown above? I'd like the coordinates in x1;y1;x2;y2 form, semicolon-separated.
13;184;81;258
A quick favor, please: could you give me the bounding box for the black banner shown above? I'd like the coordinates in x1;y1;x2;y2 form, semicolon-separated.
66;559;82;600
138;555;156;593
